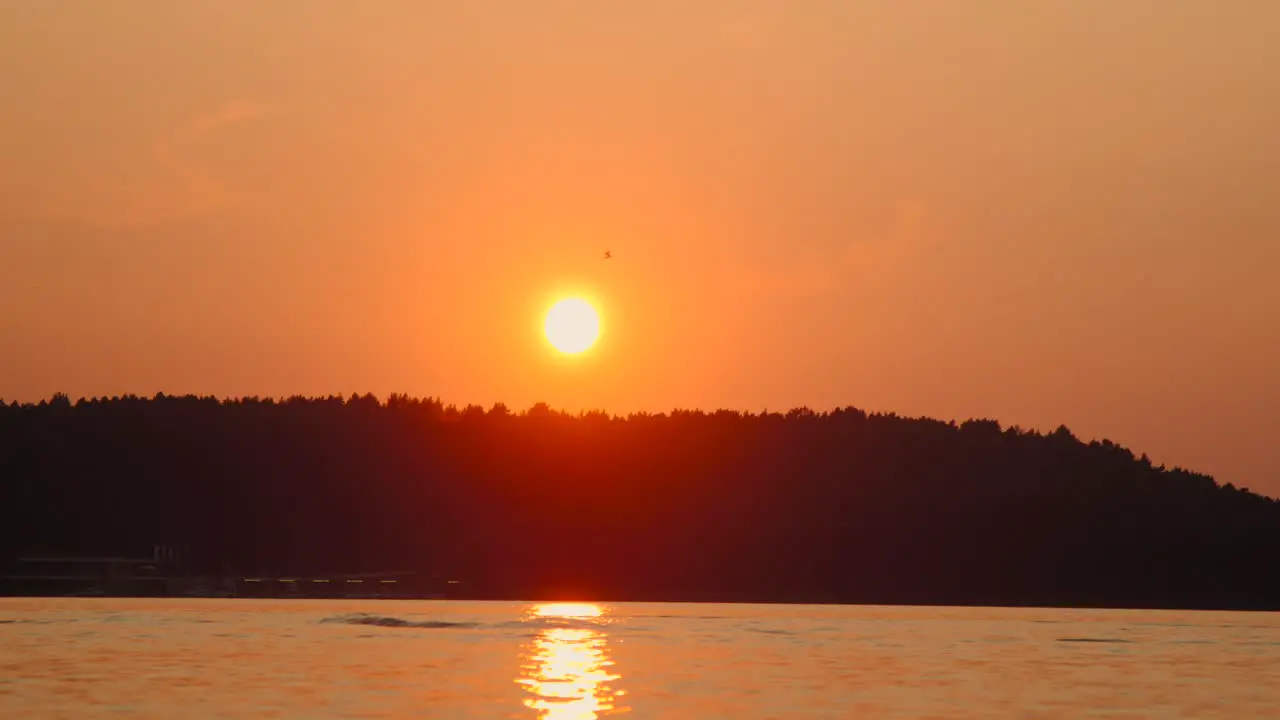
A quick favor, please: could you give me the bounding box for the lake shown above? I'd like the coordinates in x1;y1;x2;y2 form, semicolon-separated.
1;599;1277;718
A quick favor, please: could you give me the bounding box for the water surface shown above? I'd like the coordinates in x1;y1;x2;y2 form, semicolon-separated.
1;599;1277;718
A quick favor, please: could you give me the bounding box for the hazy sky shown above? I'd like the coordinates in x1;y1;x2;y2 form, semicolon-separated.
2;1;1277;495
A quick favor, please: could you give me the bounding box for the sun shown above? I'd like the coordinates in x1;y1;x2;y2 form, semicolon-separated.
544;298;601;355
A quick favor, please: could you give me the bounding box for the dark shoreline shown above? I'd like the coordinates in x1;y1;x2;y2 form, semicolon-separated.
5;394;1278;613
3;591;1276;613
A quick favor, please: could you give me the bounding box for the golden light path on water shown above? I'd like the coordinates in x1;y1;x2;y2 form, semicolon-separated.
516;603;628;719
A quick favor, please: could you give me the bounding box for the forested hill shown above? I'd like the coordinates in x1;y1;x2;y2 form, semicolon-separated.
2;393;1277;609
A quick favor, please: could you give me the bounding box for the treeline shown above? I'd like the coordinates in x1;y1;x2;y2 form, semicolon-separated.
2;392;1277;609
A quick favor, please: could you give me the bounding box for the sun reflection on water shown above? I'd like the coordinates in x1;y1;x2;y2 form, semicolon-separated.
532;603;604;620
516;603;627;719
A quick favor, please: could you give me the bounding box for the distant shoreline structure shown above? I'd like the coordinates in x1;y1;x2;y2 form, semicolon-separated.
1;548;455;600
2;553;1277;612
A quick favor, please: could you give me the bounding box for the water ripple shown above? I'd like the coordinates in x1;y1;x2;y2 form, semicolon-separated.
320;613;482;630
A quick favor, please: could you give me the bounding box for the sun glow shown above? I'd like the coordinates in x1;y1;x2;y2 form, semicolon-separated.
544;298;601;355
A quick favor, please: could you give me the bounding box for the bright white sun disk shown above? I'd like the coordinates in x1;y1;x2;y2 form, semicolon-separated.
544;298;600;354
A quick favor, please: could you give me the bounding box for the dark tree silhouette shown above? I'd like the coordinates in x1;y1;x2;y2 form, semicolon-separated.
1;393;1276;609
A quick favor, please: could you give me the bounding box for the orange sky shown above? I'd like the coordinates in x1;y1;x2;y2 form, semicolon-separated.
2;1;1277;496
